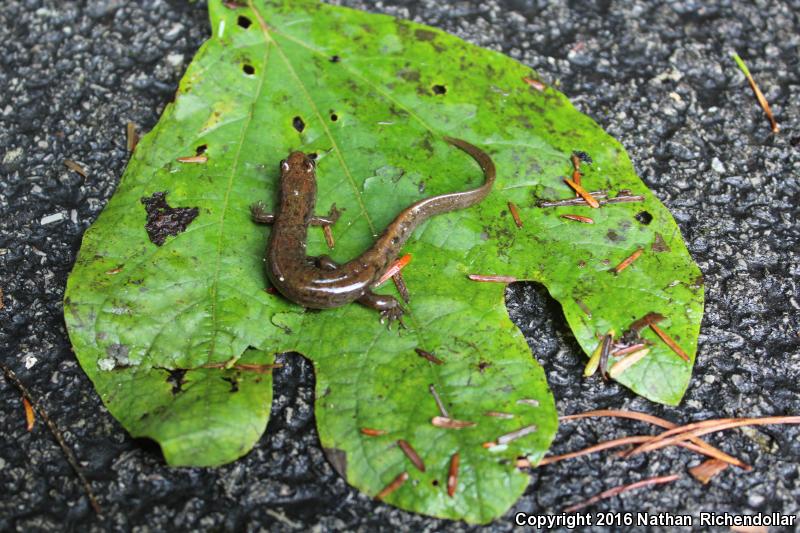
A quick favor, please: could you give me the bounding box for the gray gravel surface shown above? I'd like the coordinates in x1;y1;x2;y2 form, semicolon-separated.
1;0;799;531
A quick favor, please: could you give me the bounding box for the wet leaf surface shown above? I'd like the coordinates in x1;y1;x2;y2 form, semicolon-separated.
64;0;702;523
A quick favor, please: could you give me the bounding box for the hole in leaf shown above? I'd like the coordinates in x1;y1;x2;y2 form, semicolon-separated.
237;15;252;28
330;55;341;63
293;116;305;133
195;144;207;155
166;369;187;395
431;479;439;486
432;84;447;95
634;210;653;225
242;64;255;75
330;113;338;122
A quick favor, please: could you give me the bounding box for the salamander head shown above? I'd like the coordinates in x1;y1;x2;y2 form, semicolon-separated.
281;152;316;175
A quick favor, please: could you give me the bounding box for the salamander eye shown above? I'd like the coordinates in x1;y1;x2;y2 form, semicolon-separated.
304;159;315;172
280;159;289;172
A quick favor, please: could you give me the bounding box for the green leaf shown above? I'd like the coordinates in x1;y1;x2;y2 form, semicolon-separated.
64;0;703;523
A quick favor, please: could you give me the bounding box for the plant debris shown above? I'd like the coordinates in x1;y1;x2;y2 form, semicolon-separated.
467;274;517;283
612;247;643;274
428;384;449;417
22;396;35;431
126;122;139;152
447;452;460;497
689;458;729;485
732;52;779;133
507;201;523;228
563;178;600;208
495;423;538;446
649;323;690;362
607;347;650;378
415;348;443;365
431;416;476;429
1;364;102;515
63;159;88;177
562;474;681;513
538;189;644;208
560;214;594;224
360;428;387;437
376;471;408;500
377;254;411;285
397;439;425;472
322;224;335;249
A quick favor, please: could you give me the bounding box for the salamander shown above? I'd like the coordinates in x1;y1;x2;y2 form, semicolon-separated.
251;136;495;322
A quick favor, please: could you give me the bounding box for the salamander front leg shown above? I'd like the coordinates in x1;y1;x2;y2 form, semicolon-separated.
250;202;275;224
358;290;404;326
309;204;340;227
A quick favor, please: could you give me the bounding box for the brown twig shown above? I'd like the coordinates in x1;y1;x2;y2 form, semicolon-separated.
538;190;645;208
177;154;208;163
562;474;681;513
1;364;102;515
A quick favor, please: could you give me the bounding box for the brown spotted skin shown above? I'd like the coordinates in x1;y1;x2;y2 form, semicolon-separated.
253;137;496;319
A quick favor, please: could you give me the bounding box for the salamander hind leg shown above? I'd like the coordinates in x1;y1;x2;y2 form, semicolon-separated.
358;290;404;326
250;202;275;224
314;255;339;271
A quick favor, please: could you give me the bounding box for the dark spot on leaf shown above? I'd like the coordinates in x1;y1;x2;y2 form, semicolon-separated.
692;274;704;287
237;15;251;28
105;343;130;366
572;150;593;164
141;191;199;246
195;144;207;155
167;369;187;395
242;64;255;75
415;29;437;41
652;232;671;253
397;68;420;82
634;210;653;225
431;479;439;486
293;116;305;133
606;229;623;242
222;376;239;393
478;360;491;373
432;84;447;95
323;447;347;478
329;55;341;63
330;113;338;122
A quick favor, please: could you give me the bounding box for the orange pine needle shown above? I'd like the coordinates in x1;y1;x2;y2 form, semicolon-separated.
377;254;412;285
522;77;546;91
563;178;600;208
376;472;408;500
360;428;387;437
23;397;35;431
507;202;523;228
560;214;594;224
613;247;643;274
627;416;800;457
649;323;690;361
